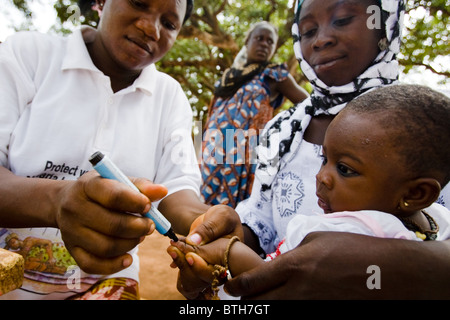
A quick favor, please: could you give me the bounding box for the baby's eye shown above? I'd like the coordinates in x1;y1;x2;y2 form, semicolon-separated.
337;163;359;177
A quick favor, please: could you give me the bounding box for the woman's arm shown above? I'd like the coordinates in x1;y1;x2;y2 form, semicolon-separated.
0;166;155;275
158;190;210;236
225;232;450;299
0;166;67;228
272;74;309;104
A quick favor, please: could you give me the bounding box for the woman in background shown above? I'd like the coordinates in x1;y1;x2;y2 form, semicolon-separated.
201;21;308;208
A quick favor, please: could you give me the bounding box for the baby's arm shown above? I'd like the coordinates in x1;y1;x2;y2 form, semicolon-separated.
224;239;265;276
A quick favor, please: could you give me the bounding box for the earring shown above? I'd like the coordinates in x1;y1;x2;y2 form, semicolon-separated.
403;201;409;207
378;38;388;51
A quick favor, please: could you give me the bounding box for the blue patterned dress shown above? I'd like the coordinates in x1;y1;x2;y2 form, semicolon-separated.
200;64;289;208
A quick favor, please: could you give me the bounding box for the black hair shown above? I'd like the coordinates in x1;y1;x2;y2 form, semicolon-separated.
78;0;194;24
184;0;194;24
345;84;450;188
78;0;94;15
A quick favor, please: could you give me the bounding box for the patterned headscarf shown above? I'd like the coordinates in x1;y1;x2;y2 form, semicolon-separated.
256;0;405;193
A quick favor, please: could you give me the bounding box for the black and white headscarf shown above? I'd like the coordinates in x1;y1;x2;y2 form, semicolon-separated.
256;0;405;194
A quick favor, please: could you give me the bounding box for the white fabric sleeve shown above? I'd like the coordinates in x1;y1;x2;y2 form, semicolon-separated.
153;83;201;197
438;184;449;209
280;211;419;254
236;175;279;254
0;33;38;167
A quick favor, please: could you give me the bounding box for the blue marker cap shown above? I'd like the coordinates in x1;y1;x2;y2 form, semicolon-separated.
89;151;178;242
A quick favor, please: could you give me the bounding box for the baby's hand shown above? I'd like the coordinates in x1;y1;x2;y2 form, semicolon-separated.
167;238;215;299
169;236;195;256
167;237;231;299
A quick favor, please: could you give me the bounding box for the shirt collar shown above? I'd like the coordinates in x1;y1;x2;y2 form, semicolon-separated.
62;26;99;73
132;64;156;96
62;26;156;96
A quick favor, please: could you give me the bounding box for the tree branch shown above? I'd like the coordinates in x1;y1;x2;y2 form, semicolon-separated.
399;59;450;78
179;26;239;51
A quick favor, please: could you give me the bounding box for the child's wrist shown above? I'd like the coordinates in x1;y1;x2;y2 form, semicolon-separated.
210;236;241;300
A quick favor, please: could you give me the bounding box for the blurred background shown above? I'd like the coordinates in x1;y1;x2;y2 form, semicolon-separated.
1;0;449;130
1;0;448;300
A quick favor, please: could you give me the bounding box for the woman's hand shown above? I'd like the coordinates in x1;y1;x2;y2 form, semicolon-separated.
185;204;244;246
224;231;450;299
55;171;167;274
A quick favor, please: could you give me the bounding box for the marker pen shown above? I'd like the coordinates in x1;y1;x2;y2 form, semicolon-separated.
89;151;178;242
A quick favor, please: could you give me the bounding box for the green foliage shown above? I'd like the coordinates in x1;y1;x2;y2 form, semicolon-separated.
52;0;99;34
12;0;32;18
158;0;301;124
401;0;449;79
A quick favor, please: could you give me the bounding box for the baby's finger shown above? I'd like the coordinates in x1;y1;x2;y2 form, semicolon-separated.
170;239;198;256
167;246;187;270
185;252;217;283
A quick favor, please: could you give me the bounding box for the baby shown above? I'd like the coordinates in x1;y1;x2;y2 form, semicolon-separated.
169;84;450;299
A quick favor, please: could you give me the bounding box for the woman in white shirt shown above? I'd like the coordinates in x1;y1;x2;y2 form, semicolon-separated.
0;0;213;300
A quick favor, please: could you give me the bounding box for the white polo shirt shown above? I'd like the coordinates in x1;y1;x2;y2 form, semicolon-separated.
0;28;201;299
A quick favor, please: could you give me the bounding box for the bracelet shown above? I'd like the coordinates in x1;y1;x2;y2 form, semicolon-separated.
211;236;240;300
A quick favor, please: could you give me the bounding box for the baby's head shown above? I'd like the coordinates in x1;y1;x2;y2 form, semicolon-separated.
347;85;450;188
316;84;450;216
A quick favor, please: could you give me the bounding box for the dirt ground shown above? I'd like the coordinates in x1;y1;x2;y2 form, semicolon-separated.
138;232;185;300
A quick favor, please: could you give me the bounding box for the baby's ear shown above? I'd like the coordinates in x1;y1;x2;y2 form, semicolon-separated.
401;178;441;211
